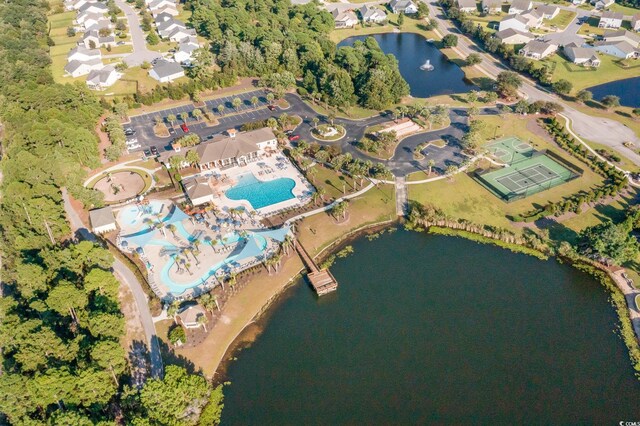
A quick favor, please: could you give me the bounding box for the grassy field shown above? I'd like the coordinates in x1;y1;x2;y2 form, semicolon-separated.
408;115;607;232
608;2;640;15
546;10;576;30
329;13;438;44
309;164;358;200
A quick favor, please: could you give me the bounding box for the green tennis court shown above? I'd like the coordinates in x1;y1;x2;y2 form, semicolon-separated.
486;137;534;165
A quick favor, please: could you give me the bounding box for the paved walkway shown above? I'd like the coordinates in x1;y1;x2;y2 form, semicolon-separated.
395;176;407;216
61;188;163;379
609;270;640;347
114;0;162;66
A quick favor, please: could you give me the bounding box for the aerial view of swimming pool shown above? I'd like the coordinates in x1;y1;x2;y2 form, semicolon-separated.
225;173;296;210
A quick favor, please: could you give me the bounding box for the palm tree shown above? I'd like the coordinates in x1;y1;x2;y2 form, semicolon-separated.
216;104;225;116
445;164;458;181
178;112;188;124
272;252;283;273
167;301;180;324
306;167;317;183
232;97;242;111
184;262;193;275
317;187;326;203
197;314;208;331
192;108;203;122
278;112;289;130
167;223;177;238
311;191;321;206
167;114;177;129
312;117;319;129
250;96;259;109
266;92;275;105
282;234;294;256
327;112;335;126
266;117;277;129
427;159;436;176
227;273;237;290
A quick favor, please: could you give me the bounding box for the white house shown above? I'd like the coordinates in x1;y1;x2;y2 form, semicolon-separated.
598;11;623;28
520;40;558;59
520;9;543;28
632;14;640;31
76;10;105;25
81;30;116;49
149;59;185;82
456;0;477;13
89;207;117;234
536;4;560;20
81;15;112;31
495;28;535;44
563;43;601;66
174;40;200;64
184;177;215;206
499;14;529;32
68;45;102;62
594;40;639;58
157;18;186;38
571;0;585;4
148;0;175;12
508;0;532;14
86;65;121;90
360;5;388;22
177;305;207;329
603;29;640;47
482;0;502;14
389;0;418;14
64;58;104;77
152;6;179;19
594;0;614;9
332;9;359;28
168;27;197;43
78;2;108;14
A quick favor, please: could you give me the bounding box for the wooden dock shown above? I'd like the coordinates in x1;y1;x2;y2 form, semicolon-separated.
294;240;338;296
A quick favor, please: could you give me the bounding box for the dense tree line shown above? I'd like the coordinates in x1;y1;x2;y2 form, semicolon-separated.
0;0;223;423
187;0;408;109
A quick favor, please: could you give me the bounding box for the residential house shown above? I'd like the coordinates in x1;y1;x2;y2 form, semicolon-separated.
389;0;419;14
598;11;623;28
603;29;640;47
65;0;88;11
536;4;560;19
168;27;197;43
64;58;104;77
594;40;639;58
86;65;121;90
571;0;585;4
81;29;116;49
157;18;186;38
495;28;535;44
195;128;278;170
520;9;543;28
360;5;388;22
520;40;558;59
80;14;112;31
174;39;201;64
508;0;532;14
177;305;207;329
563;43;601;66
68;45;102;62
482;0;502;14
456;0;478;13
149;59;185;82
147;0;176;12
154;12;176;24
78;1;108;14
332;9;359;28
76;10;105;25
184;177;215;206
499;14;529;32
89;207;117;234
594;0;614;9
152;5;179;18
632;14;640;31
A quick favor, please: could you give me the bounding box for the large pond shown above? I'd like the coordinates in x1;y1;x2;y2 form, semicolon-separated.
587;76;640;108
338;33;476;98
221;230;640;424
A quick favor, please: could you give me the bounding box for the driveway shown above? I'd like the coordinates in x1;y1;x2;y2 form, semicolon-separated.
114;0;162;66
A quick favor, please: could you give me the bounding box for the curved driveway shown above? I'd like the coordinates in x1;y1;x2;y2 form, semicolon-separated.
114;0;162;66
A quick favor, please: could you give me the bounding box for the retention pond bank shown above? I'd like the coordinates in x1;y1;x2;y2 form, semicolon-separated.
221;230;640;424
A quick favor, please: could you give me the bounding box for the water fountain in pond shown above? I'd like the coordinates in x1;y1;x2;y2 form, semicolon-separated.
420;59;434;71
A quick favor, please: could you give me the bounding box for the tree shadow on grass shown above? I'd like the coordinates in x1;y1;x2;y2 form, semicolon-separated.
157;338;200;375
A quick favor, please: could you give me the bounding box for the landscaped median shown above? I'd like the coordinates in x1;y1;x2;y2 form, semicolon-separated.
310;124;346;142
86;168;153;203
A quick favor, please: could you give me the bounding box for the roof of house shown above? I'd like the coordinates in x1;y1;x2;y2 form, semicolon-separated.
184;177;212;201
178;41;200;55
456;0;477;8
495;28;534;40
87;65;117;85
536;4;559;15
89;206;115;229
595;40;638;55
603;29;640;45
78;1;108;12
360;5;387;17
522;40;556;54
68;46;102;60
151;59;184;78
390;0;416;9
196;127;276;164
521;9;542;19
332;9;358;21
177;304;206;325
154;11;175;22
167;27;197;40
564;43;599;60
148;0;175;9
157;18;185;32
482;0;502;8
510;0;532;10
82;30;115;43
601;11;623;20
501;14;529;25
632;13;640;22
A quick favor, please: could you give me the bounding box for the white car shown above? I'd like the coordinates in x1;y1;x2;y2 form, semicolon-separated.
127;143;141;150
126;138;138;145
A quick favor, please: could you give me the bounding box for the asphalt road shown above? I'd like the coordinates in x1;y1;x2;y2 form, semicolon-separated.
114;0;162;66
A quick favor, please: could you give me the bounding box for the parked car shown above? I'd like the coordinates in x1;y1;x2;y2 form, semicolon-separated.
117;41;125;45
267;105;276;111
168;126;175;134
288;134;300;141
150;146;159;156
143;149;151;157
126;138;138;145
127;143;141;150
180;123;189;133
124;128;135;136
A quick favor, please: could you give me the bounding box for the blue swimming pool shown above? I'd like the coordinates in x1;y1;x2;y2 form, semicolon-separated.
225;173;296;210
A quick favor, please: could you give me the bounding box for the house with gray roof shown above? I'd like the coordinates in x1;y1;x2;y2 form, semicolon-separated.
78;1;108;14
360;5;388;23
456;0;478;13
89;206;117;234
499;14;529;32
536;4;559;19
68;45;102;62
563;43;601;67
508;0;532;14
196;128;278;170
81;29;116;49
594;40;639;58
86;65;121;90
598;11;623;28
603;29;640;47
495;28;535;44
482;0;502;14
632;14;640;31
64;58;104;77
332;9;358;28
157;18;186;38
149;59;185;82
520;40;558;59
389;0;418;14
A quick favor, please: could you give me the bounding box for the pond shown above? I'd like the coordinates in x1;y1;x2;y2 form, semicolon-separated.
221;230;640;424
338;32;476;98
587;76;640;108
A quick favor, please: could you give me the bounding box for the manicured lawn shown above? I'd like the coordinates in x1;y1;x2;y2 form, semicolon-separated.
309;164;358;201
100;44;133;55
408;115;607;232
546;10;576;30
49;11;75;29
542;53;640;92
329;14;438;44
608;2;640;15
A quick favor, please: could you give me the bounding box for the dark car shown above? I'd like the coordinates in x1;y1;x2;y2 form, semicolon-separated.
143;149;151;157
124;128;136;136
150;146;159;156
288;134;300;141
168;126;175;134
180;123;189;133
267;105;276;111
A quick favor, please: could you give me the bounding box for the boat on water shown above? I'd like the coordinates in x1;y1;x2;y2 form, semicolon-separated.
420;59;434;71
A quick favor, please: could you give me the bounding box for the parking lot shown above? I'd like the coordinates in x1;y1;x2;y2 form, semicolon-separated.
125;89;280;154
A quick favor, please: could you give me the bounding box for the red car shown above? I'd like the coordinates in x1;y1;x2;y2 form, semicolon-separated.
181;123;189;133
288;134;300;141
267;105;276;111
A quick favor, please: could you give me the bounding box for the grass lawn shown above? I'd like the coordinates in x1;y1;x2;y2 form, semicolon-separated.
101;44;134;55
580;137;640;173
309;164;358;201
329;13;438;44
542;53;640;92
608;3;640;15
49;11;75;29
86;168;153;193
297;183;396;256
545;10;576;30
408;115;607;232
